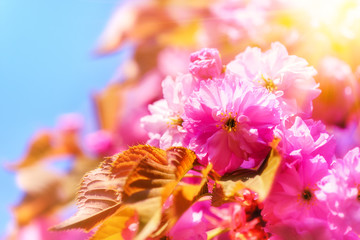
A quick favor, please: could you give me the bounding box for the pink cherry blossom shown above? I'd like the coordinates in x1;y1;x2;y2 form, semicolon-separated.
183;73;280;174
262;155;330;225
317;147;360;235
227;42;320;117
275;116;335;166
189;48;223;80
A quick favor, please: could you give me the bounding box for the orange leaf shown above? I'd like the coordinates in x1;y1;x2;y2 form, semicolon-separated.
96;3;177;54
7;131;53;170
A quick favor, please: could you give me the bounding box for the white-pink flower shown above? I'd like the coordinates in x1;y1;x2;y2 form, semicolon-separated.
313;57;358;126
317;147;360;235
141;74;196;149
227;42;320;117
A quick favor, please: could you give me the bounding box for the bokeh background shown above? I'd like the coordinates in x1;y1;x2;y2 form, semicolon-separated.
0;0;125;236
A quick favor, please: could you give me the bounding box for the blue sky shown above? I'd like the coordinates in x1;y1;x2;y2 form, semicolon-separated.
0;0;125;236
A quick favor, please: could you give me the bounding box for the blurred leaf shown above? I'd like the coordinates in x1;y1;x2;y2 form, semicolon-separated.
13;182;61;226
11;155;100;227
158;21;200;47
7;131;53;169
7;127;83;171
133;44;163;77
93;82;128;132
97;3;176;54
93;76;161;143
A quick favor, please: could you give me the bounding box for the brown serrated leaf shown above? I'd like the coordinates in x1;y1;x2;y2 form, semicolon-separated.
51;145;196;239
51;145;164;231
122;147;197;240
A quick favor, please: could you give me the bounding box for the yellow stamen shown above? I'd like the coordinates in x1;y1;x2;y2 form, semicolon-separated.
170;117;183;127
220;112;238;132
261;75;277;93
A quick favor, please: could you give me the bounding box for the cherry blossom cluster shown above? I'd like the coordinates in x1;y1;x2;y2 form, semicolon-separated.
141;43;360;239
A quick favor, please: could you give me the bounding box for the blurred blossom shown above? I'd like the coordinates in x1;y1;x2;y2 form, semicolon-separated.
15;217;90;240
56;113;84;133
85;130;114;156
158;47;190;77
313;57;359;126
331;115;360;157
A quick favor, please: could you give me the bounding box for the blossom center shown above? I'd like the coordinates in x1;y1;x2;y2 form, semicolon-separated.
171;117;184;127
301;188;312;202
261;75;277;93
225;117;236;131
219;112;238;132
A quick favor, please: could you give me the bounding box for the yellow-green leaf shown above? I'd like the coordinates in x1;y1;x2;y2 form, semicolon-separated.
89;207;137;240
216;142;282;202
